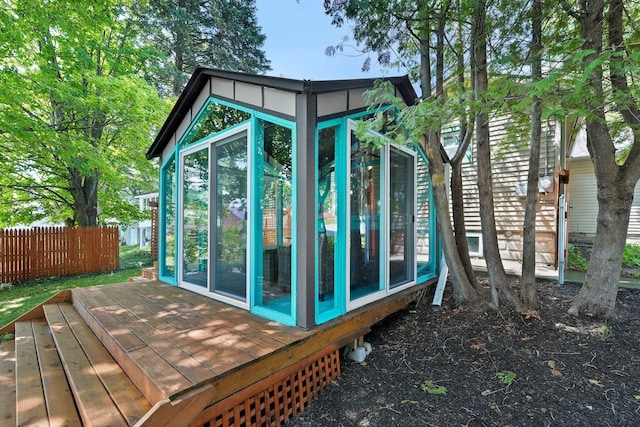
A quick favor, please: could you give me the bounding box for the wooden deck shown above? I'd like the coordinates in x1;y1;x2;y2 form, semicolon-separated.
0;279;429;426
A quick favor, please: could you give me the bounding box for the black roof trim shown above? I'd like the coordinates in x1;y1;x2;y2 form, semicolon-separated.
147;68;417;159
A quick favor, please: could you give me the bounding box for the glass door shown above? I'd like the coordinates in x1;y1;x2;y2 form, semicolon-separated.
212;132;248;301
348;128;385;307
389;146;415;289
181;146;209;288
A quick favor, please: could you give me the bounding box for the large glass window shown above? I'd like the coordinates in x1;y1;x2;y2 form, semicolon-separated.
212;133;248;300
349;131;383;302
161;157;176;279
182;101;251;147
416;148;434;279
317;126;340;317
181;147;209;287
255;120;293;317
389;147;415;288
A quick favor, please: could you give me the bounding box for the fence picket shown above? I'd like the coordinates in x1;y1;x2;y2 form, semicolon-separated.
0;226;119;284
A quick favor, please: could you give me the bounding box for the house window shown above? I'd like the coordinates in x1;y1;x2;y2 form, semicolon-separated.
466;232;483;257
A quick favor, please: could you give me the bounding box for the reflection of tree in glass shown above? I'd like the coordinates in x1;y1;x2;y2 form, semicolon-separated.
263;121;292;179
183;102;251;146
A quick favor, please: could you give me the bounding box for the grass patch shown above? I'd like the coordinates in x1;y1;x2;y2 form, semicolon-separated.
0;245;154;330
0;268;141;329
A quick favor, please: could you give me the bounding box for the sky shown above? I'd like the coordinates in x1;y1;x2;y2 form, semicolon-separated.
254;0;400;81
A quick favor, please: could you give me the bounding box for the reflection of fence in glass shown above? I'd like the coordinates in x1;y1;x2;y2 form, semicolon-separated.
262;208;292;246
0;226;119;284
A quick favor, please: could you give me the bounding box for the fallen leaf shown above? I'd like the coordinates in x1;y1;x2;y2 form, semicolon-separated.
453;306;464;314
588;379;604;387
551;369;563;377
471;343;486;350
523;310;541;320
547;360;556;369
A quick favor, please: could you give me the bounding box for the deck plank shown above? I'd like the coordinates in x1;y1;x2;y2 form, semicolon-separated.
31;319;82;426
110;284;266;361
84;286;216;386
103;284;254;374
130;282;308;344
57;303;152;426
73;289;191;402
0;339;16;427
15;321;49;427
72;287;146;352
43;304;128;427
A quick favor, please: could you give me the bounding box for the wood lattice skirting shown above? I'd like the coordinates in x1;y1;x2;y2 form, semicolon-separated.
190;345;341;427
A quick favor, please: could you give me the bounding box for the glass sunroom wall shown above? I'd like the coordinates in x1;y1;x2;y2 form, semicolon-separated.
253;118;295;321
181;146;209;287
316;124;343;321
160;155;177;282
416;146;437;282
349;130;384;303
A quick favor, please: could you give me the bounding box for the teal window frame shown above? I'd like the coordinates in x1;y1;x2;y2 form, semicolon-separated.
159;149;178;285
315;118;347;325
249;111;297;327
415;144;438;283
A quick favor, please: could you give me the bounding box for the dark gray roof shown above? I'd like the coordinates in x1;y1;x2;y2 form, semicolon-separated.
146;68;417;159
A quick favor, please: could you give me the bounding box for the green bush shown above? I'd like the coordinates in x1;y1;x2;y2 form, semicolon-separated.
567;245;589;272
119;245;153;270
622;244;640;267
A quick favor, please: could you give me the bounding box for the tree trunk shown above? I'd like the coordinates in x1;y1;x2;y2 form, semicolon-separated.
568;179;634;318
426;135;479;304
520;0;542;310
472;0;524;312
566;0;640;318
450;10;480;292
419;8;478;304
69;168;99;227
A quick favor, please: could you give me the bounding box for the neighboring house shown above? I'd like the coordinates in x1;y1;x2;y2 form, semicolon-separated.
450;116;563;265
567;130;640;244
454;118;639;268
146;68;440;328
119;192;159;247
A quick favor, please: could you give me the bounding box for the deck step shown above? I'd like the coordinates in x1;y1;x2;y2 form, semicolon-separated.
15;320;62;426
140;267;157;280
0;339;16;427
44;303;152;426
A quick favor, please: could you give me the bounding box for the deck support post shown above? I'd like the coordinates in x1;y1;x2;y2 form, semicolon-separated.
344;335;372;363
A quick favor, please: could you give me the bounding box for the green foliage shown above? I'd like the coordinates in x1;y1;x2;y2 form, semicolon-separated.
142;0;270;96
567;245;589;272
421;380;447;395
119;245;154;270
496;370;517;385
622;244;640;267
0;0;171;227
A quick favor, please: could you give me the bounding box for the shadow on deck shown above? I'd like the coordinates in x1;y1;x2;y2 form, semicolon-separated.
0;279;429;426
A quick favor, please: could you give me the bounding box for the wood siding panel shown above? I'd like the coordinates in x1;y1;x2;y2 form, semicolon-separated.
459;116;559;263
568;157;640;242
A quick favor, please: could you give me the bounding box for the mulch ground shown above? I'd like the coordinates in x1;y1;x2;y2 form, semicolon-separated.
286;274;640;426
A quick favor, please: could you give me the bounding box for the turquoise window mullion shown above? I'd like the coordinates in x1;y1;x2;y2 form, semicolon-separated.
159;150;178;285
250;116;264;308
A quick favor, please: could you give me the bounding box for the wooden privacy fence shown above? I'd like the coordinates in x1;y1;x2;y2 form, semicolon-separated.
0;226;119;284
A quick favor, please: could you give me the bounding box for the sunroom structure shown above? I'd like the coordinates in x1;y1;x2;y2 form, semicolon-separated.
146;68;438;329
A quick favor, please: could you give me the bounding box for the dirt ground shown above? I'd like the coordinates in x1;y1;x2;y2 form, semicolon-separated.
286;274;640;426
